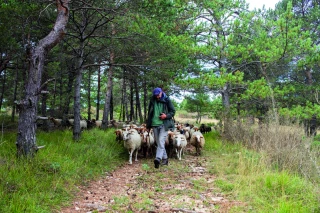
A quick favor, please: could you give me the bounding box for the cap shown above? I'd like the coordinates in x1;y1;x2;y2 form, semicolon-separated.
153;87;162;96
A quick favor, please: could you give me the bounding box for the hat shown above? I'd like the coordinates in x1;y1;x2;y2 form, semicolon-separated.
153;87;162;96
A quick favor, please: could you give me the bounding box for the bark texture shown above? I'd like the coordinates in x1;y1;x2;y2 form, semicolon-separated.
16;0;69;157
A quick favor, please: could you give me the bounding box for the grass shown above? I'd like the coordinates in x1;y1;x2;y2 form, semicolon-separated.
0;124;319;212
204;131;319;212
0;128;125;213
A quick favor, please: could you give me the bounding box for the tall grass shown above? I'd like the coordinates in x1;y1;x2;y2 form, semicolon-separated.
222;119;320;183
204;131;320;212
0;128;126;213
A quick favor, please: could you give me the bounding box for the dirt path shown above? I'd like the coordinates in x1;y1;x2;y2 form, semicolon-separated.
60;146;244;213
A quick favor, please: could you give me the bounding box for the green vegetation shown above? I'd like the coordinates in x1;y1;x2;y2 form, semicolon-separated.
0;128;125;213
0;121;319;212
0;0;319;210
205;131;319;212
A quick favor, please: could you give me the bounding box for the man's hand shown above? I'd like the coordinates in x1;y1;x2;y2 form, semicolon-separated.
159;113;167;120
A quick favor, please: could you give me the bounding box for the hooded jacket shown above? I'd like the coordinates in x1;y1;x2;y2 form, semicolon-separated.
146;92;175;131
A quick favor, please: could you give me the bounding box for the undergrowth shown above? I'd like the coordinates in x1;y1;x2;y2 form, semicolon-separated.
204;131;320;212
0;126;319;212
0;128;125;213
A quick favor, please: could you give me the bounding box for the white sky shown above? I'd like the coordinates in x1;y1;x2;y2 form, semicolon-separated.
247;0;280;10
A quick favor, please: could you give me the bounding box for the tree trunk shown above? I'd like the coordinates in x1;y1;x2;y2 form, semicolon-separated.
124;79;129;122
87;68;92;120
221;83;230;109
102;24;116;129
130;80;134;122
51;77;57;110
101;54;114;129
62;65;75;126
11;68;18;122
221;83;231;131
73;52;84;141
0;57;10;74
110;90;113;120
101;65;113;129
120;77;125;121
0;70;6;110
16;0;69;157
96;65;101;120
134;80;143;123
53;43;64;112
122;71;127;121
143;77;147;122
58;65;64;112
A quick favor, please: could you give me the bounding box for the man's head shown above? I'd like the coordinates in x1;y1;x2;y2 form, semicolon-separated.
153;87;162;100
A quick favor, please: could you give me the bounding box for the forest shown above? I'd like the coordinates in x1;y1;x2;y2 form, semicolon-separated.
0;0;320;157
1;1;320;212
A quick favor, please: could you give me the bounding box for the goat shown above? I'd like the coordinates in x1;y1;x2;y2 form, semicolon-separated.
122;129;141;164
95;120;102;128
114;129;123;143
190;126;199;137
173;133;187;160
80;120;87;130
67;119;74;127
110;119;125;128
91;119;102;128
141;130;155;158
49;117;62;127
66;119;87;130
183;128;190;143
200;124;212;134
190;131;205;156
165;130;176;158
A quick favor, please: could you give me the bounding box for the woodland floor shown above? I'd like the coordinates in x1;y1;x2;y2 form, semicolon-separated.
59;143;246;213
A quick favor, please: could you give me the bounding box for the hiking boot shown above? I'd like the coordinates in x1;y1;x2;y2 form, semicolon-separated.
161;158;168;166
154;158;160;168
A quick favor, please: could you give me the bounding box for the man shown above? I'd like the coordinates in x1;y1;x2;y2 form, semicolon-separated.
146;87;176;168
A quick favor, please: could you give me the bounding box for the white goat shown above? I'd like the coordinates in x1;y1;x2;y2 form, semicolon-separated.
189;126;199;138
190;131;205;156
80;120;87;130
173;133;187;160
67;119;74;126
67;119;87;130
122;129;141;164
95;120;102;128
183;129;190;143
91;119;102;128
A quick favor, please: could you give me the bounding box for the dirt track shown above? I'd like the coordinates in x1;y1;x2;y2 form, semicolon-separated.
60;144;244;213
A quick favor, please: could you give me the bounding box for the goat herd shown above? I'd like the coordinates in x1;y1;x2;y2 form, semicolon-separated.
48;117;103;129
115;123;212;165
48;117;212;165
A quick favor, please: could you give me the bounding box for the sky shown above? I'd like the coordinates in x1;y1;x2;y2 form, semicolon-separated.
246;0;280;10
